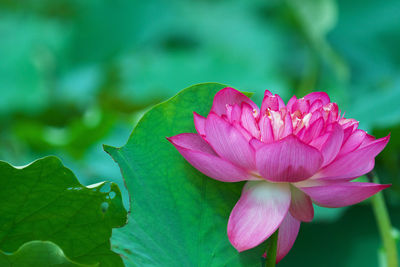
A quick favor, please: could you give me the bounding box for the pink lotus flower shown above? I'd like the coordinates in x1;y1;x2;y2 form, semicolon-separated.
167;87;390;262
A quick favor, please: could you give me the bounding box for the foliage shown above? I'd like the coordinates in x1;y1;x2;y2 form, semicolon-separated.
0;156;127;266
0;241;93;267
0;0;399;266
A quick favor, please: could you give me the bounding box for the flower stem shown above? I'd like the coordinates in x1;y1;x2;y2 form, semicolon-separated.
265;229;279;267
367;172;398;267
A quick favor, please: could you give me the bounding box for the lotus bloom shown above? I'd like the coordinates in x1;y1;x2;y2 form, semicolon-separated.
167;87;390;262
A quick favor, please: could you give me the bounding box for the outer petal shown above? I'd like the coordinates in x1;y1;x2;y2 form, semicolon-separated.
289;186;314;222
167;133;250;182
205;113;256;170
256;135;323;182
303;92;330;105
211;87;259;116
249;138;265;150
168;133;216;154
276;213;301;263
232;121;253;142
314;122;344;167
228;181;291;252
312;135;390;180
341;119;359;141
302;117;324;144
309;110;323;125
299;181;390;208
338;129;366;156
309;99;323;113
193;112;206;136
308;133;329;150
360;134;376;148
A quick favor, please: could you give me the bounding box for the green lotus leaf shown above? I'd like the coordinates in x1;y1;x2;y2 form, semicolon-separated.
0;156;127;266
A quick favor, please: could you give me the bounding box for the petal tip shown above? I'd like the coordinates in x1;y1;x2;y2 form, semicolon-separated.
384;133;391;142
377;134;391;145
264;90;273;96
227;230;247;252
231;241;248;253
214;87;241;97
236;247;247;253
380;184;391;190
165;134;180;144
227;232;253;253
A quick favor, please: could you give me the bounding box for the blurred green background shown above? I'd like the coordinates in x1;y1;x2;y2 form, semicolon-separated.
0;0;399;266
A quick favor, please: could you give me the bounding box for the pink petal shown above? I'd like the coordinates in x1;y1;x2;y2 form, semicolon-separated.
342;126;354;143
289;186;314;222
338;129;366;156
261;95;280;112
267;90;285;108
277;95;285;109
281;112;293;139
324;103;339;123
341;119;359;141
167;133;250;182
211;87;259;116
299;181;390;208
317;122;344;167
232;121;253;142
241;103;260;139
259;116;274;143
261;93;285;114
302;117;324;144
168;133;216;154
264;90;273;97
309;110;323;125
193;112;206;136
249;138;265;150
256;135;323;182
313;135;390;180
286;95;297;112
295;126;306;141
226;104;242;123
360;133;377;148
340;118;359;130
309;99;323;113
269;110;285;140
205;113;256;170
292;98;310;114
308;133;329;151
276;213;301;263
228;181;291;252
303;92;330;105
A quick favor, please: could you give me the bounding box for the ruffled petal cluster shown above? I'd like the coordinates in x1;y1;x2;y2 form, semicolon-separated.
168;87;390;262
